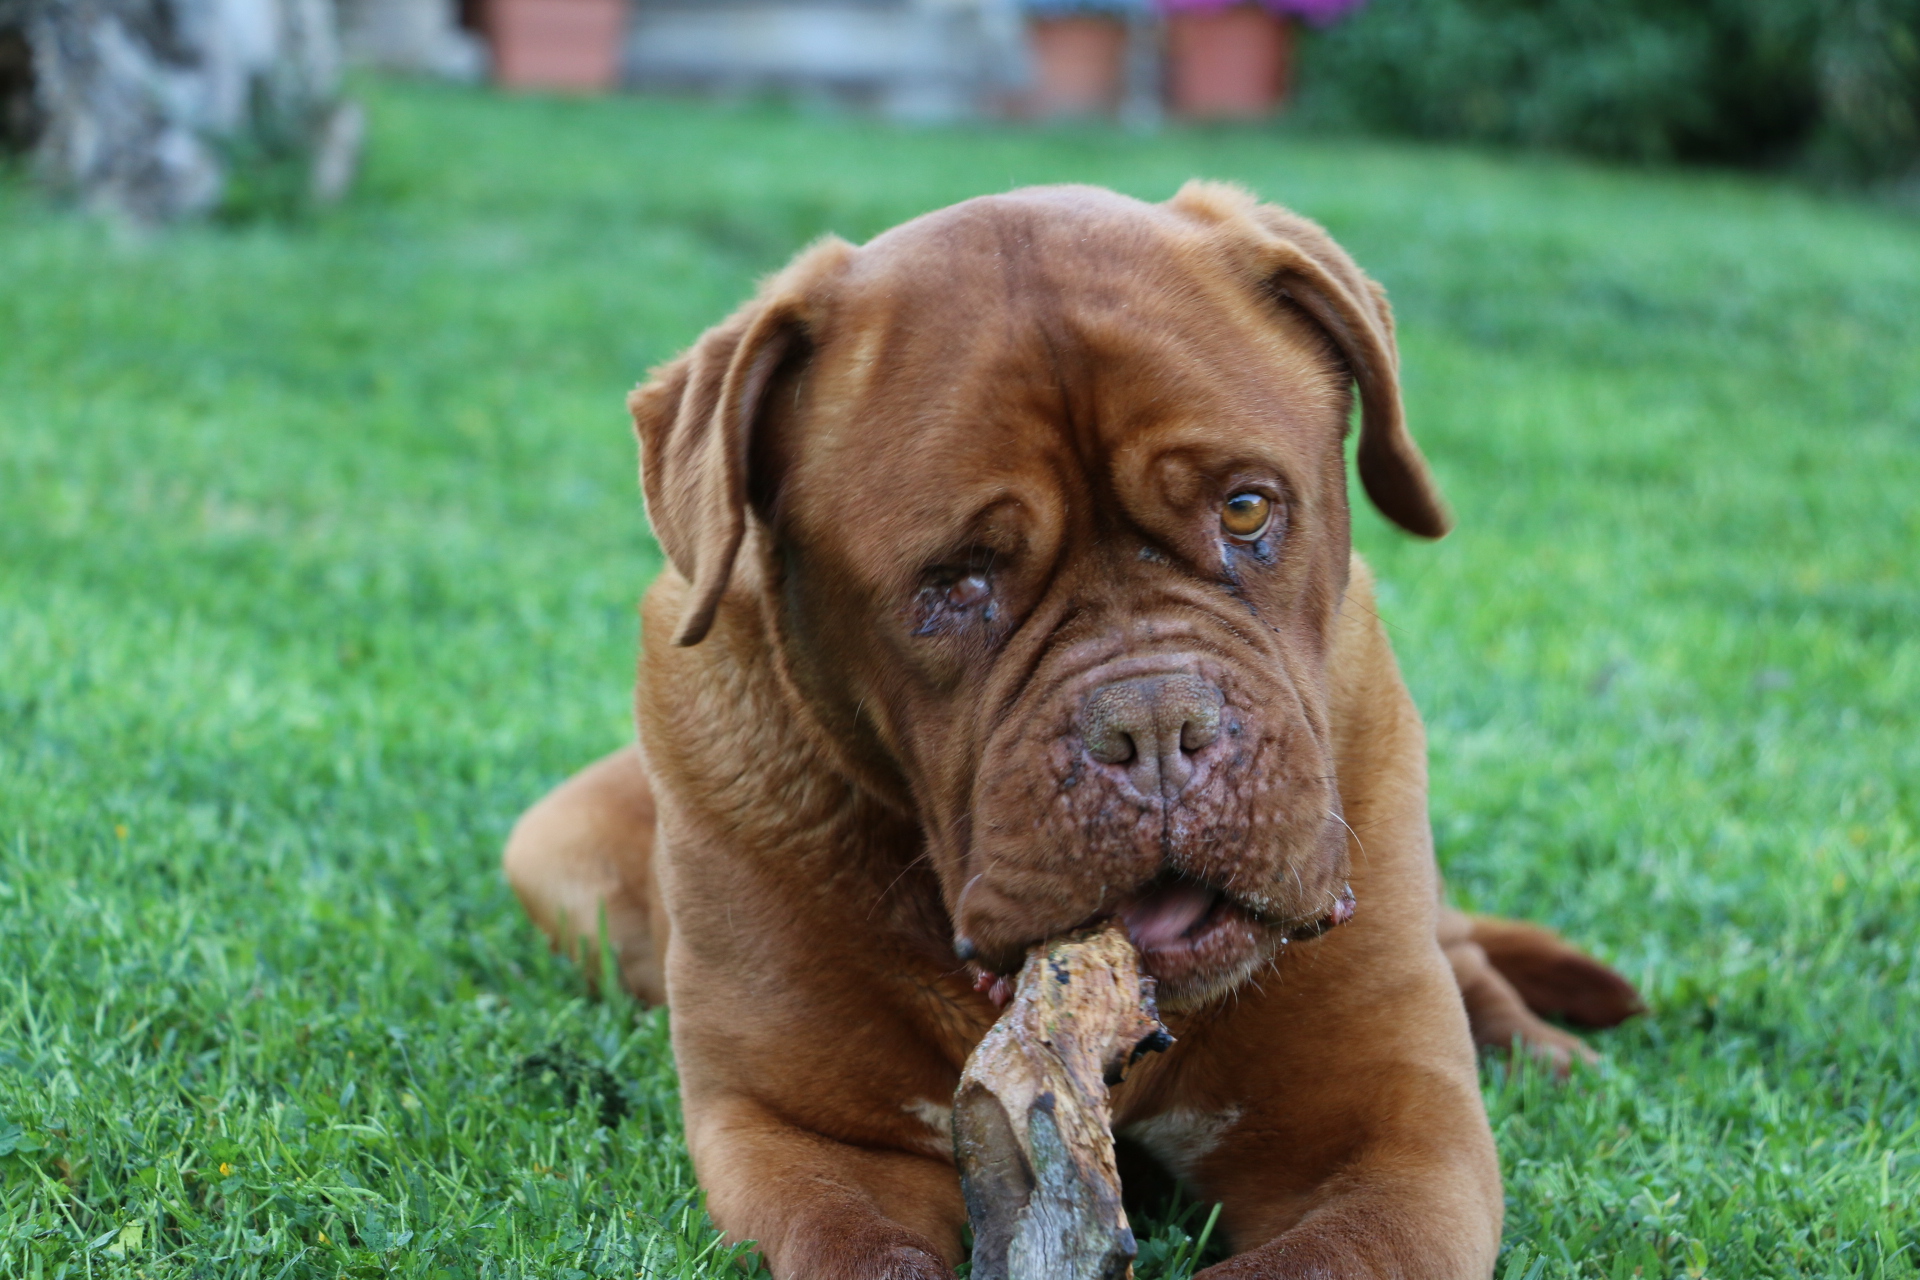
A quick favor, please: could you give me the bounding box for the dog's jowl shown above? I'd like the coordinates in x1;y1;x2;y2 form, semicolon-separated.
503;183;1642;1280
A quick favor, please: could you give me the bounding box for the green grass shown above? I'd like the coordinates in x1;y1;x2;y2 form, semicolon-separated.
2;80;1917;1278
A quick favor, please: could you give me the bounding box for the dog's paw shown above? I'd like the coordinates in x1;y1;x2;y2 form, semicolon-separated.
1496;1015;1600;1077
1450;935;1602;1078
1194;1238;1348;1280
868;1244;955;1280
778;1227;954;1280
1468;916;1644;1029
794;1241;953;1280
1195;1226;1494;1280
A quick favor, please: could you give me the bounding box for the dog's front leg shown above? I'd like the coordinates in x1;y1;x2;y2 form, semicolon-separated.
1161;954;1503;1279
664;926;973;1280
1194;1132;1502;1280
680;1088;965;1280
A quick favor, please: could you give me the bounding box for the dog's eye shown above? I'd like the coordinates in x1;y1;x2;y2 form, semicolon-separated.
1221;493;1273;541
912;567;996;637
946;573;990;608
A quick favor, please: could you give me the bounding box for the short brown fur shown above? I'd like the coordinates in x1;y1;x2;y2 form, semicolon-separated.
504;183;1638;1279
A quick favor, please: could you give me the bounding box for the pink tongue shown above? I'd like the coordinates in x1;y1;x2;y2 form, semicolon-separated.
1121;883;1218;951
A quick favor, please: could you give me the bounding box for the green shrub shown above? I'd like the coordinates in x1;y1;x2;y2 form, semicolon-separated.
1299;0;1920;184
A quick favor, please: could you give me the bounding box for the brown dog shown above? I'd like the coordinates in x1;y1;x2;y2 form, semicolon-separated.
504;183;1640;1279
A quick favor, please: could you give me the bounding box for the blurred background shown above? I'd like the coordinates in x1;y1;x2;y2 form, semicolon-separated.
3;1;1917;1276
3;0;1917;220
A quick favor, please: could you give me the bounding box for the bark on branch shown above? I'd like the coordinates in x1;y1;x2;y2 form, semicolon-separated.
954;922;1172;1280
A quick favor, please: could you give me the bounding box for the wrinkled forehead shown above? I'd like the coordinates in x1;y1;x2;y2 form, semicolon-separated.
778;190;1346;580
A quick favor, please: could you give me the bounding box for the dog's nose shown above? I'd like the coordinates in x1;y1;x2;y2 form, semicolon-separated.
1078;674;1223;798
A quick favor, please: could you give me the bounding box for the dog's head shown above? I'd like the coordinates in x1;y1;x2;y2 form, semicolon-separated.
632;184;1447;1007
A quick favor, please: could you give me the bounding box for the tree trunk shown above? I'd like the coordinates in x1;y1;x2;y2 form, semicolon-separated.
20;0;360;223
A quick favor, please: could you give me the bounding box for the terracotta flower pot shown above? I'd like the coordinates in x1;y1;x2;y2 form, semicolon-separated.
1165;4;1294;120
484;0;626;92
1027;15;1129;119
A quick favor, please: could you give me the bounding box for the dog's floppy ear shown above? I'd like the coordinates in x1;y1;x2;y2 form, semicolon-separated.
630;303;796;647
1170;182;1452;539
629;238;853;646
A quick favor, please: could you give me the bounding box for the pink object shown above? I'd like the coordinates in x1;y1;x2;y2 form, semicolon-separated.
1158;0;1364;26
485;0;626;92
971;968;1015;1008
1165;3;1296;119
1026;15;1129;118
1121;882;1220;951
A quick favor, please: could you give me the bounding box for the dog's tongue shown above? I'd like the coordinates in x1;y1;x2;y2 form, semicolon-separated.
1121;882;1217;951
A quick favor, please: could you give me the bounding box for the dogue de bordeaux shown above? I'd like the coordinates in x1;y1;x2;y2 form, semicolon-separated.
503;183;1641;1279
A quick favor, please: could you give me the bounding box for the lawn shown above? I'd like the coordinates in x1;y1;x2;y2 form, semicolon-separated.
2;80;1917;1279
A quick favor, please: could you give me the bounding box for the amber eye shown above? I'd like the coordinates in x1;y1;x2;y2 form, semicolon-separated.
1221;492;1273;541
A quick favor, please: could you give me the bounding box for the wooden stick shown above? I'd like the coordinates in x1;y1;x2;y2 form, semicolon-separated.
953;922;1173;1280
